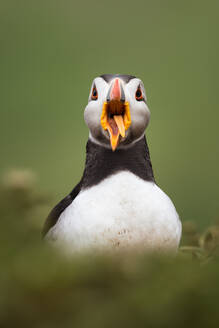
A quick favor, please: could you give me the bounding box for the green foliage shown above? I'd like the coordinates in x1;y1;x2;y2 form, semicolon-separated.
1;170;219;327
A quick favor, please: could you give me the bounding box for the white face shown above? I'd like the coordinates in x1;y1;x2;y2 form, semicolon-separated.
84;76;150;149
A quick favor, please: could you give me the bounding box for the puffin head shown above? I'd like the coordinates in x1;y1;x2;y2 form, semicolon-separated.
84;74;150;151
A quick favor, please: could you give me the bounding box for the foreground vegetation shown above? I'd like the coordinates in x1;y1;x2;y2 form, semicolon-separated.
1;170;219;328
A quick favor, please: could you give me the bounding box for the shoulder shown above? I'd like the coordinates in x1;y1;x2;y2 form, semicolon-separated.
42;181;82;237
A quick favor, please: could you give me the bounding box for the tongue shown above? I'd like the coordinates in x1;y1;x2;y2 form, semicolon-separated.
114;115;125;137
107;115;125;151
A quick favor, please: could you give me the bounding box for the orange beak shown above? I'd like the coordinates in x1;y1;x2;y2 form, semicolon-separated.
100;79;131;151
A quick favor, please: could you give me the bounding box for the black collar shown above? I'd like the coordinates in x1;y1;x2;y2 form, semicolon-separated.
81;136;155;189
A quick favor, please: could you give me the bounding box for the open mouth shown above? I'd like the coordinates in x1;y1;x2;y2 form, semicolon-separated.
100;100;131;151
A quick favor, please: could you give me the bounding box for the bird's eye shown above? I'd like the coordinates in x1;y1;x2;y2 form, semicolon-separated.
135;87;143;101
91;85;98;100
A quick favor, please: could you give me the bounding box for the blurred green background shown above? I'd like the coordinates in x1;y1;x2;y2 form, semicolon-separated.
1;0;218;228
1;1;219;327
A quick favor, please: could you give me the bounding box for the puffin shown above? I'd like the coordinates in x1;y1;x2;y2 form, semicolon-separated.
43;74;182;253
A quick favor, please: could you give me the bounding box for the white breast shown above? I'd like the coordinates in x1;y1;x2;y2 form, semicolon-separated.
47;171;181;253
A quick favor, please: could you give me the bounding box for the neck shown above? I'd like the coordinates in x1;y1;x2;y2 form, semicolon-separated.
81;136;155;189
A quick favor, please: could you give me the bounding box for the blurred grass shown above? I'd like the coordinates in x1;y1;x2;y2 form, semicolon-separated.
1;169;219;327
0;0;218;229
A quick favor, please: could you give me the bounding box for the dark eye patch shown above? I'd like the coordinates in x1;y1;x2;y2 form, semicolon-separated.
91;85;98;100
135;86;144;101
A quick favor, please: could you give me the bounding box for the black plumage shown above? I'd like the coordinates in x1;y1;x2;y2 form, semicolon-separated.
42;136;154;237
100;74;136;84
